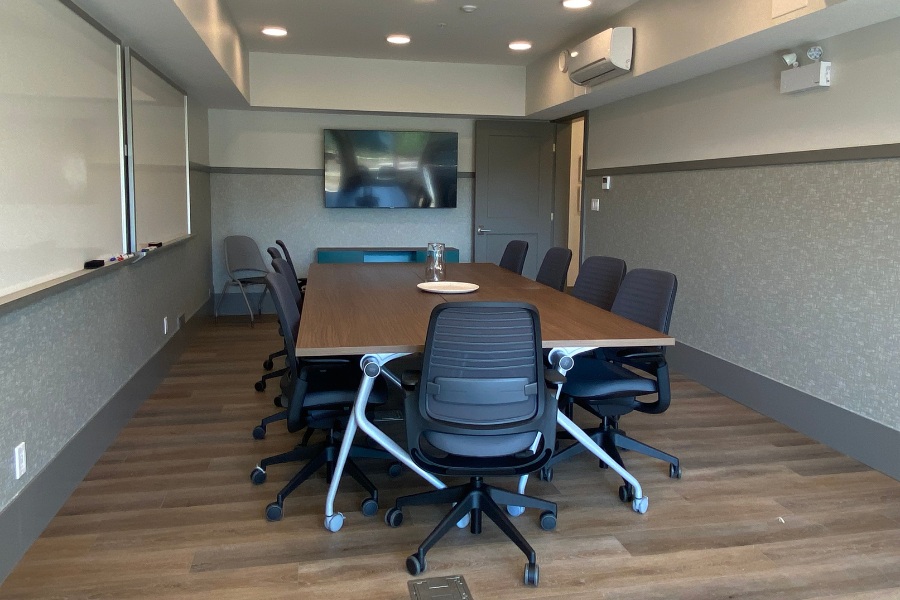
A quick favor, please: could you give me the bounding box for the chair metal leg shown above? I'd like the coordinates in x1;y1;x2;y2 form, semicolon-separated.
214;281;234;321
415;494;476;560
255;284;268;316
478;491;537;566
235;281;256;326
609;430;680;469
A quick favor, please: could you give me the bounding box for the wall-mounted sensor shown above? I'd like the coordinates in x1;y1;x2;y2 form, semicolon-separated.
601;176;612;190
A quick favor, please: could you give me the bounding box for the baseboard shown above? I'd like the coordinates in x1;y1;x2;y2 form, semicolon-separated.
669;343;900;481
213;291;276;316
0;312;204;584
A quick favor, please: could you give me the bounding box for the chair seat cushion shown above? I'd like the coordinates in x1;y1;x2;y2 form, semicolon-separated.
424;431;537;458
562;355;657;400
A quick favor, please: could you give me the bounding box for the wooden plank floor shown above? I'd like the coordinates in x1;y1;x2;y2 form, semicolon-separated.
3;316;899;599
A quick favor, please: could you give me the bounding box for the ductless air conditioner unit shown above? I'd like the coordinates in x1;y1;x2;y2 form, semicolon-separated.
564;27;634;87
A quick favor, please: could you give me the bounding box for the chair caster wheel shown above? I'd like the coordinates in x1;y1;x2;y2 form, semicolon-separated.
254;380;266;392
273;396;283;407
406;554;426;576
455;513;470;528
524;562;539;586
632;495;649;514
539;510;557;531
265;502;283;521
250;466;266;485
360;497;378;517
385;507;403;528
252;425;266;440
669;463;682;479
263;359;274;370
324;512;344;532
539;467;553;482
618;484;634;503
387;462;402;478
507;505;525;517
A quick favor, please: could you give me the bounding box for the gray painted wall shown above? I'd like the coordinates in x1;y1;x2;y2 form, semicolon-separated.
583;157;900;432
210;172;473;295
0;169;212;514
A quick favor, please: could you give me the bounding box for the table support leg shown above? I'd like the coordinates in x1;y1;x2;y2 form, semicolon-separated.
323;353;446;532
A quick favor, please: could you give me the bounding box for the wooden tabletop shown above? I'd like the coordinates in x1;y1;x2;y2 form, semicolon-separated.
296;262;674;356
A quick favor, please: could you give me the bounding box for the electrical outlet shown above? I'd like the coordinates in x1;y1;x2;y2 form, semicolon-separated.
591;198;600;211
163;316;168;335
14;442;26;479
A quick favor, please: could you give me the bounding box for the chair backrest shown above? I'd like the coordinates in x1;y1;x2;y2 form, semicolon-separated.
571;256;627;310
265;271;300;371
224;235;267;276
535;247;573;291
407;302;556;475
611;268;678;334
498;240;528;275
267;246;283;261
276;240;295;271
271;257;303;311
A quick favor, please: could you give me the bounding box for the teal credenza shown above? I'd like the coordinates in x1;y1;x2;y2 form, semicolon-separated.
316;247;460;264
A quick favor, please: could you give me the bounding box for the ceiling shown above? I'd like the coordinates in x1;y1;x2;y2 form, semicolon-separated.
222;0;641;66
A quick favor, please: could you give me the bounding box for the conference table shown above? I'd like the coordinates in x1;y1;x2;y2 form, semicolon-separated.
296;261;674;532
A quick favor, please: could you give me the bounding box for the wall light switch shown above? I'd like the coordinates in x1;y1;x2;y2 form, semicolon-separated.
591;198;600;211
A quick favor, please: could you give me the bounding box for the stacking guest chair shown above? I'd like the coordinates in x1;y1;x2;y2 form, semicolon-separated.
214;235;269;326
498;240;529;275
250;271;391;521
385;302;560;586
535;247;573;291
570;256;627;311
542;269;680;503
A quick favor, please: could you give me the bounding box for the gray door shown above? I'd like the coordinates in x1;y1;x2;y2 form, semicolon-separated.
473;120;556;279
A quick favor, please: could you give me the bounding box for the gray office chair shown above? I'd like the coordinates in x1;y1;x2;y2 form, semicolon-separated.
253;253;298;394
542;269;680;503
214;235;269;326
571;256;627;311
250;271;390;521
498;240;529;275
385;302;560;587
535;247;573;291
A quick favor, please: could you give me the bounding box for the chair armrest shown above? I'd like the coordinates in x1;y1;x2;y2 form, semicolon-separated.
401;370;421;391
544;369;566;386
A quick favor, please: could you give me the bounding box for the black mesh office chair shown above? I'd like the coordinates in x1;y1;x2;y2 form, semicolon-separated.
571;256;627;311
535;247;573;291
250;272;390;521
254;250;292;393
498;240;529;275
385;302;560;586
276;239;307;293
542;269;680;503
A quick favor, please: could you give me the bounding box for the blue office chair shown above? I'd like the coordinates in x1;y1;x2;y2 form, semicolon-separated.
385;302;561;586
542;268;680;503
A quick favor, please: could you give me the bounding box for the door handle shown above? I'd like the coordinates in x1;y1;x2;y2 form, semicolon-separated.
477;226;493;235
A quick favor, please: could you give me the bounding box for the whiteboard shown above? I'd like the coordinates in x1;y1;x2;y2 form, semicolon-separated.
130;55;189;249
0;0;125;298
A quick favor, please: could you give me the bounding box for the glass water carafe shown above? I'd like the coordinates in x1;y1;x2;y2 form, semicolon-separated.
425;242;446;282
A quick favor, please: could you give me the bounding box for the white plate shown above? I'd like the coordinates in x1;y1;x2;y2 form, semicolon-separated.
417;281;479;294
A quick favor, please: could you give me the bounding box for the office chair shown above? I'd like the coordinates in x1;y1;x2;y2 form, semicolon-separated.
385;302;560;586
276;239;307;293
571;256;627;311
542;268;680;503
214;235;269;326
535;247;573;291
250;271;391;521
498;240;529;275
253;248;289;393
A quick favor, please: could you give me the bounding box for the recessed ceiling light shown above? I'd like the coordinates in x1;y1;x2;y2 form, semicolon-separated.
261;26;287;37
387;34;411;45
562;0;592;8
508;40;532;51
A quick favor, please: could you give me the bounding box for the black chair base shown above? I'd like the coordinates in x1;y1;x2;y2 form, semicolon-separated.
388;477;556;584
544;416;680;489
251;429;390;521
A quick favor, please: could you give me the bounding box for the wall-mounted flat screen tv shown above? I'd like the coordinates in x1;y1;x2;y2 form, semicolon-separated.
324;129;458;208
